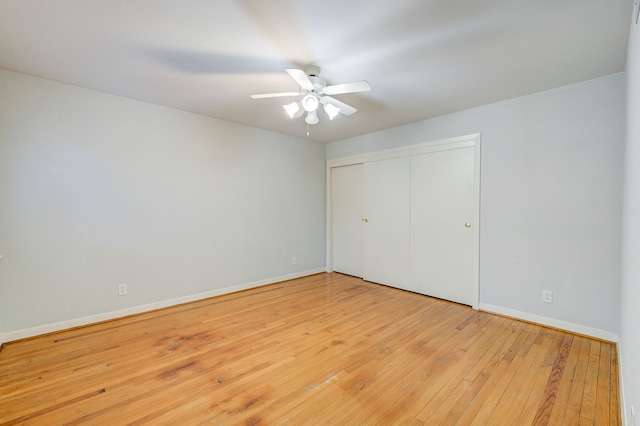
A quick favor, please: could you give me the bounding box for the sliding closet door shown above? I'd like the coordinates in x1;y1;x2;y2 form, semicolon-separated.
331;164;364;277
363;157;411;288
410;147;476;305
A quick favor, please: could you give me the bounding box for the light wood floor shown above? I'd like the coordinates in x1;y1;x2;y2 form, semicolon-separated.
0;273;619;425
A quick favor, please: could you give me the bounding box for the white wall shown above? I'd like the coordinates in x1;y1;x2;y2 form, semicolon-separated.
620;11;640;425
0;70;326;339
327;73;625;339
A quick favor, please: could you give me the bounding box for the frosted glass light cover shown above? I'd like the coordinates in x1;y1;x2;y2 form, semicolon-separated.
283;101;301;118
324;103;340;120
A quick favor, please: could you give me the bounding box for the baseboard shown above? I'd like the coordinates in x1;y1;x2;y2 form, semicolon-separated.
2;268;326;343
479;302;619;343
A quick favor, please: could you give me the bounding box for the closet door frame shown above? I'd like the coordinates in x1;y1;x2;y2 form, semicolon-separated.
326;133;481;310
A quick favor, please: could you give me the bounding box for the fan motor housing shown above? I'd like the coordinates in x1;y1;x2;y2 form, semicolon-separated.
309;76;326;91
305;66;326;91
305;65;321;77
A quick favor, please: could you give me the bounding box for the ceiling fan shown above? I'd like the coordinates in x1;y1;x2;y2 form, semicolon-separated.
251;66;371;125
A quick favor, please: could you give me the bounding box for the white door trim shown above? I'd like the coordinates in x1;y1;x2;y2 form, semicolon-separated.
326;133;481;309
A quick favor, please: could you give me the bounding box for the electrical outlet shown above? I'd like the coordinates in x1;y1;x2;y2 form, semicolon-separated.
292;257;297;265
118;284;127;296
542;290;553;303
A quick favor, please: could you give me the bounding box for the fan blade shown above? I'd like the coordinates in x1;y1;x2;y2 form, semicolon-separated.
286;69;314;91
251;91;301;99
322;81;371;96
321;96;357;116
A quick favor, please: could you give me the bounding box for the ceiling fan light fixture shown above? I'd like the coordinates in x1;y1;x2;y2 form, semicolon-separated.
305;110;319;125
252;67;370;131
301;94;319;112
324;103;341;120
283;101;301;119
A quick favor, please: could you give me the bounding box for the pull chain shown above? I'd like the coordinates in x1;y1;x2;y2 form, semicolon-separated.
307;123;310;136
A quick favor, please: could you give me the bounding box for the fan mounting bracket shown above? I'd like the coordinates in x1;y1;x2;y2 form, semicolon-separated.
305;65;321;77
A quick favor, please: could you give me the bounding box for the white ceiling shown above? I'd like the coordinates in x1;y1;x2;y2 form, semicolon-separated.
0;0;632;143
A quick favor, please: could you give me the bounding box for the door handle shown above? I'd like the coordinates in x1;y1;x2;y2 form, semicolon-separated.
465;222;471;228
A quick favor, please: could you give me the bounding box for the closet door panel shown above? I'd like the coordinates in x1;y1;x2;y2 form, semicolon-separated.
410;147;475;305
331;164;364;277
363;157;411;288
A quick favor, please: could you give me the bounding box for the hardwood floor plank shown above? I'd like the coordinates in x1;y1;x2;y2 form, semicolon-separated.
531;333;573;425
547;333;581;424
563;337;592;423
349;312;487;423
445;319;524;424
610;344;621;425
0;273;620;425
596;341;612;425
522;331;568;425
278;301;470;423
466;324;540;425
579;339;602;424
409;315;511;424
487;328;556;424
